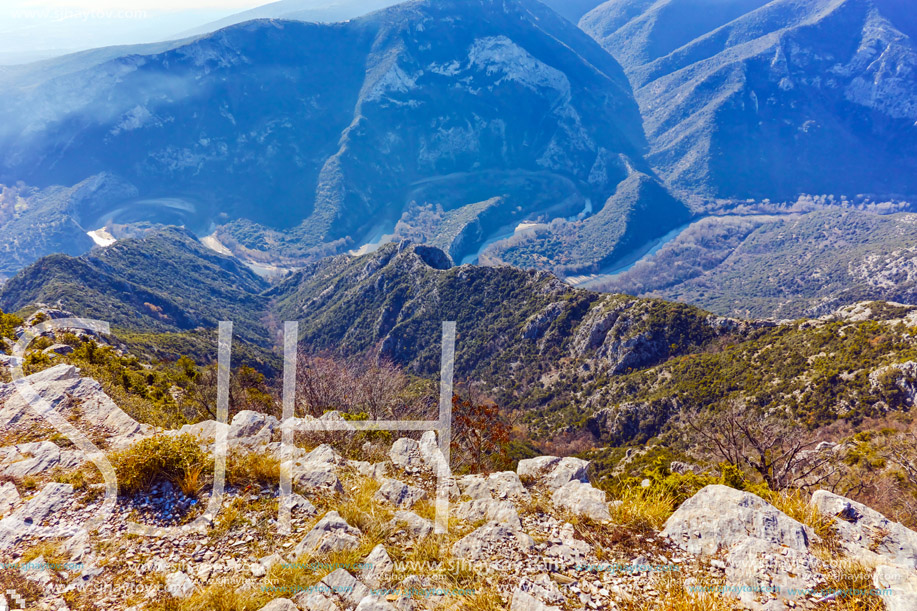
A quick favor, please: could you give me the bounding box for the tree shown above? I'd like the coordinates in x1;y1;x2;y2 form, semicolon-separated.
687;400;839;491
451;393;510;474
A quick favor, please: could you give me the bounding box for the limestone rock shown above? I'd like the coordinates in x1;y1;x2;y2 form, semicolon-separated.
551;480;611;521
387;511;434;539
0;481;20;517
517;456;589;491
510;588;561;611
361;544;394;588
293;511;362;558
229;410;278;440
452;521;534;560
662;485;824;605
165;571;195;599
811;490;917;569
455;499;521;529
356;597;399;611
0;482;72;548
389;438;423;472
374;479;426;509
874;564;917;611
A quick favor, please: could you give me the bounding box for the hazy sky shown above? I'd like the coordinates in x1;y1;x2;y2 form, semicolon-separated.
4;0;265;12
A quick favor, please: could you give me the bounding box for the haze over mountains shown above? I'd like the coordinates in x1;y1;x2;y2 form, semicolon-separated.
581;0;917;202
1;0;916;319
0;0;687;277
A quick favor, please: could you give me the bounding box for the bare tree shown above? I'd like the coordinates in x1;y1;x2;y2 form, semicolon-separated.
295;355;356;417
687;400;840;491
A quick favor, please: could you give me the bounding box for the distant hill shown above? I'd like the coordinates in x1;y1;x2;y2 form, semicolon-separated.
5;228;917;449
0;0;686;276
580;0;917;203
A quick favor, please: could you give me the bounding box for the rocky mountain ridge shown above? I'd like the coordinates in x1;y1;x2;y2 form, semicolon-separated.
0;360;915;610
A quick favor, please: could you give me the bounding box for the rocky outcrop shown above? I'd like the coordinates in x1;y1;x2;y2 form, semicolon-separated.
811;490;917;569
662;485;824;609
517;456;590;491
293;511;361;558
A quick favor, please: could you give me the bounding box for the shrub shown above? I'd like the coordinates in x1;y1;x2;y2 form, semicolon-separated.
110;434;210;496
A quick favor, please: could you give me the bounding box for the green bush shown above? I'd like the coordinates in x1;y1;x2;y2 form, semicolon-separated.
110;433;210;496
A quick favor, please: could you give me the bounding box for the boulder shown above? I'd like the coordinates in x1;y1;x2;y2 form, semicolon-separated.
454;499;521;529
452;522;534;561
418;431;448;474
874;564;917;611
361;544;394;588
662;485;824;607
293;511;361;558
165;571;195;599
229;410;278;439
811;490;917;569
551;480;611;521
0;482;72;548
293;444;346;493
389;438;423;472
0;481;20;518
349;460;387;480
374;479;426;509
387;511;434;539
517;456;589;491
457;475;491;500
356;597;398;611
487;471;529;500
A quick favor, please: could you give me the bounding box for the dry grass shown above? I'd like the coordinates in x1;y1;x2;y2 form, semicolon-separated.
226;450;280;489
610;485;680;531
616;572;743;611
811;557;886;611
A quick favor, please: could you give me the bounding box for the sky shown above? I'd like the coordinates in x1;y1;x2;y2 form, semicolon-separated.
2;1;265;12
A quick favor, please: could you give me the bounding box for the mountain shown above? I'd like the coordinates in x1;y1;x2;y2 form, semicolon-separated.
599;208;917;318
8;228;917;450
580;0;917;203
175;0;400;37
0;227;270;343
0;0;687;276
178;0;611;37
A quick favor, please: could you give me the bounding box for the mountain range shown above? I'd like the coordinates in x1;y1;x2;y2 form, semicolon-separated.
580;0;917;203
0;0;685;278
5;228;917;451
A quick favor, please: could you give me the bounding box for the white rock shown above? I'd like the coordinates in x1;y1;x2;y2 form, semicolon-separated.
229;410;277;439
2;441;60;478
374;479;426;509
510;588;561;611
0;482;72;548
874;564;917;611
551;480;611;521
293;511;361;558
811;490;917;569
355;597;398;611
257;600;298;611
361;544;394;588
387;511;434;538
517;456;589;491
488;471;530;500
165;571;195;599
0;481;19;517
389;438;423;471
455;498;521;529
452;521;534;560
662;485;823;604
